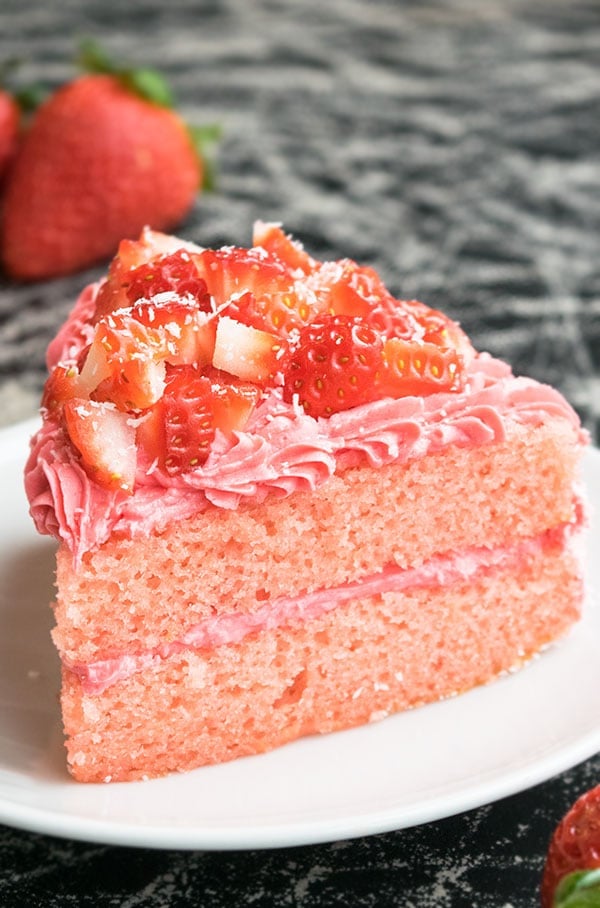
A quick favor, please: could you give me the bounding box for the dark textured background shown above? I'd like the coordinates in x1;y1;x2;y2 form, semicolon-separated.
0;1;599;905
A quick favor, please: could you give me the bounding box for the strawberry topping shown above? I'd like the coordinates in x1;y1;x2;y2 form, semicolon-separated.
252;221;315;274
49;224;474;490
194;246;290;310
63;399;137;491
381;337;463;398
126;250;211;308
137;365;259;475
282;315;384;418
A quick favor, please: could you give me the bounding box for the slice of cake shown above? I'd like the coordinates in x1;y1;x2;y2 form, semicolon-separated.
25;222;588;783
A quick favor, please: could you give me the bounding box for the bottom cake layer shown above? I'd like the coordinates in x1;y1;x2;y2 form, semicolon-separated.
61;540;583;783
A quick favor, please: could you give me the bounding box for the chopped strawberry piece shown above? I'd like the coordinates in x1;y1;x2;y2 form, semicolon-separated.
282;314;384;418
366;294;475;364
85;313;167;411
367;298;424;340
82;299;217;411
129;298;217;367
126;250;211;308
402;299;475;361
252;221;315;274
208;372;261;433
137;365;259;475
94;263;132;322
42;364;86;414
381;337;464;397
63;398;137;491
212;316;285;384
313;259;395;320
226;285;323;339
94;228;202;320
194;246;291;310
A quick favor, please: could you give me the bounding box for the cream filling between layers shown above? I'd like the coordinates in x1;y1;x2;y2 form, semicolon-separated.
64;515;583;696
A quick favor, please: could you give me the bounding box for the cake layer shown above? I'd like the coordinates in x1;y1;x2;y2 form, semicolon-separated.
60;541;583;783
65;519;580;695
53;417;582;664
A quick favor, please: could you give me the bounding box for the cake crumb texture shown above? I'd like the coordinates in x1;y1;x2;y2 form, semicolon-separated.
61;544;582;783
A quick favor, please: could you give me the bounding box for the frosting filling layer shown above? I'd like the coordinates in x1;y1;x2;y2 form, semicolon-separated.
64;516;583;696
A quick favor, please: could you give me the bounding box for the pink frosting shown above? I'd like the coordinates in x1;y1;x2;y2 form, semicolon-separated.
65;517;583;695
24;284;587;562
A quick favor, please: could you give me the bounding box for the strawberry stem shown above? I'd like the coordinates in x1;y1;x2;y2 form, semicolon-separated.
120;69;174;109
77;39;115;76
0;57;46;113
13;84;46;113
77;38;174;108
188;124;223;192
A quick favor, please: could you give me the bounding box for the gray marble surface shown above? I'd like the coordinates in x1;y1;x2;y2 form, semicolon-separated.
0;1;598;905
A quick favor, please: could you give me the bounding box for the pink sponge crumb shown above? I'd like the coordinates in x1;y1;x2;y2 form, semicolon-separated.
61;542;582;783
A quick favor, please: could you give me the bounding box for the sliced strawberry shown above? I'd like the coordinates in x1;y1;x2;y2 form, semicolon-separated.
126;249;211;308
194;246;290;309
235;257;392;338
365;294;475;365
63;398;137;491
402;299;475;361
137;365;260;475
82;298;217;410
42;364;87;414
252;221;315;274
282;314;384;418
129;298;217;367
541;785;600;908
84;312;167;410
380;337;464;397
226;284;324;339
94;228;202;320
312;258;395;320
212;315;285;384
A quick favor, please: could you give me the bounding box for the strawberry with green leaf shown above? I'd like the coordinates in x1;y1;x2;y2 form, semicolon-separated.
1;41;218;280
542;785;600;908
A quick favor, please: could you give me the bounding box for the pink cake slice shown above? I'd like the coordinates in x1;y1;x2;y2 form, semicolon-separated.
25;223;588;783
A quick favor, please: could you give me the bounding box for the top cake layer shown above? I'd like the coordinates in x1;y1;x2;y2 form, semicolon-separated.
24;223;588;559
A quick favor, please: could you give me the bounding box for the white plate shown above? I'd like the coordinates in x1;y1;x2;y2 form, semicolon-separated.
0;418;599;851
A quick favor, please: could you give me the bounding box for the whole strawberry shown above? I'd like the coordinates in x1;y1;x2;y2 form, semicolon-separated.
542;784;600;907
1;42;206;281
0;87;19;184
